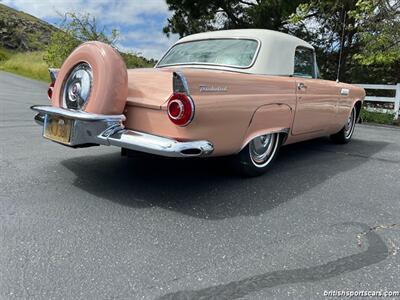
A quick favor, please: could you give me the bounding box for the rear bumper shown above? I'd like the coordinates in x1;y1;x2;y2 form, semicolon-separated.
31;105;214;157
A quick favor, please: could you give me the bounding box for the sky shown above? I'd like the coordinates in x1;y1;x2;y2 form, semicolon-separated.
2;0;179;59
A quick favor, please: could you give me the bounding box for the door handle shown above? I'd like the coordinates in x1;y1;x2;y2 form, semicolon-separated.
297;83;307;90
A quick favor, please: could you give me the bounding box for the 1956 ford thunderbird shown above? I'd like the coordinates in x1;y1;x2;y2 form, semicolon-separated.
31;29;365;176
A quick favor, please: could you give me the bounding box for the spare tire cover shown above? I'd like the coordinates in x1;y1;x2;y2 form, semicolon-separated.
51;41;128;115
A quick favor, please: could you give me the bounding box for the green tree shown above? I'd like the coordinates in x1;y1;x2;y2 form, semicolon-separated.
44;12;118;67
287;0;362;81
288;0;399;83
163;0;357;80
163;0;305;37
163;0;400;84
350;0;400;65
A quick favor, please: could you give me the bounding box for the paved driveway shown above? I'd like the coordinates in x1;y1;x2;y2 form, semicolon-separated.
1;71;399;299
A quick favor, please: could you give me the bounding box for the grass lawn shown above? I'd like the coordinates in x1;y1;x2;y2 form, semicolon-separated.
0;48;49;82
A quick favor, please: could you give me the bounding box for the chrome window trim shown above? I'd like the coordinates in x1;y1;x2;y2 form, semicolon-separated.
156;37;262;70
314;51;321;79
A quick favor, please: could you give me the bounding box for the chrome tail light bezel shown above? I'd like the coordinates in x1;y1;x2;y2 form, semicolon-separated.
169;71;195;126
167;92;195;127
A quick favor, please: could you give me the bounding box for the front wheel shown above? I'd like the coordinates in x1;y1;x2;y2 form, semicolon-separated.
330;106;357;144
233;133;281;177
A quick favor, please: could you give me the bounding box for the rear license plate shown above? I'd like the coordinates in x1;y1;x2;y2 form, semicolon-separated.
44;115;73;144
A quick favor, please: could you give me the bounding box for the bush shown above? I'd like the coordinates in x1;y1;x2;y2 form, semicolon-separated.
360;108;396;125
44;30;80;67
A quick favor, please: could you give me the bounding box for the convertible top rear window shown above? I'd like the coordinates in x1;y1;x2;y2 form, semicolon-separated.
157;39;259;68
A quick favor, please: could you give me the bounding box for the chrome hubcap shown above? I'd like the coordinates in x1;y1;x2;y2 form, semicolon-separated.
63;63;93;110
344;107;356;139
249;133;277;167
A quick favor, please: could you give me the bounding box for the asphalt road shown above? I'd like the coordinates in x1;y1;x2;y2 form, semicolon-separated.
1;70;400;300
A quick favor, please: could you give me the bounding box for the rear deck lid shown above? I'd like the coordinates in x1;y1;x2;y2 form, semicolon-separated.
126;68;173;109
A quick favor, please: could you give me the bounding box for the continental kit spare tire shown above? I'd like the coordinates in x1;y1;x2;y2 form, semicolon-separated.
51;41;128;115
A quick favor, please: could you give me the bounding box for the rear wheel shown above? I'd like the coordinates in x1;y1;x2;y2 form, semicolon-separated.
233;133;281;177
330;106;357;144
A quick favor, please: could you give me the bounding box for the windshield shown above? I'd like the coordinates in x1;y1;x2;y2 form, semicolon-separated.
157;39;259;68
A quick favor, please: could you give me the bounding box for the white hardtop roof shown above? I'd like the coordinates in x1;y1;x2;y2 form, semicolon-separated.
167;29;315;75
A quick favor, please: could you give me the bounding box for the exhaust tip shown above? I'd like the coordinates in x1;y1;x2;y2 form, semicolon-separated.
34;113;45;125
180;142;214;157
180;148;202;156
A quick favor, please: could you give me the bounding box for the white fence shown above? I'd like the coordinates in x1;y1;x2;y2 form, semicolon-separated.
356;83;400;120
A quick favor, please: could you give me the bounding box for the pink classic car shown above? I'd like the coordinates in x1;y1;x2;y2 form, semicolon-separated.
31;29;365;176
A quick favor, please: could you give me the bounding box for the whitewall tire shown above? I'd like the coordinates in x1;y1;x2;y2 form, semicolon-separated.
233;133;281;177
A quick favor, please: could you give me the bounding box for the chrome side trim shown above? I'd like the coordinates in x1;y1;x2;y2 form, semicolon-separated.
31;105;213;157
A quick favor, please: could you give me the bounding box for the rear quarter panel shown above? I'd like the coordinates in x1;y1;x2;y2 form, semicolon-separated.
125;69;297;156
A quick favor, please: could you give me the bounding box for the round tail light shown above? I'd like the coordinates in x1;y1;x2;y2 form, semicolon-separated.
47;82;54;100
167;93;194;126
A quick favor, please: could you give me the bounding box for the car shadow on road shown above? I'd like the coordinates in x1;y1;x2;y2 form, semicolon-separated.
61;138;389;220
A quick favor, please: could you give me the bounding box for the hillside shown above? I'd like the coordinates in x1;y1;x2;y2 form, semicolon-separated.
0;3;57;51
0;4;155;81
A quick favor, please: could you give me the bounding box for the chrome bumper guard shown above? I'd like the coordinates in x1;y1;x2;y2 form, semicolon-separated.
31;105;214;157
